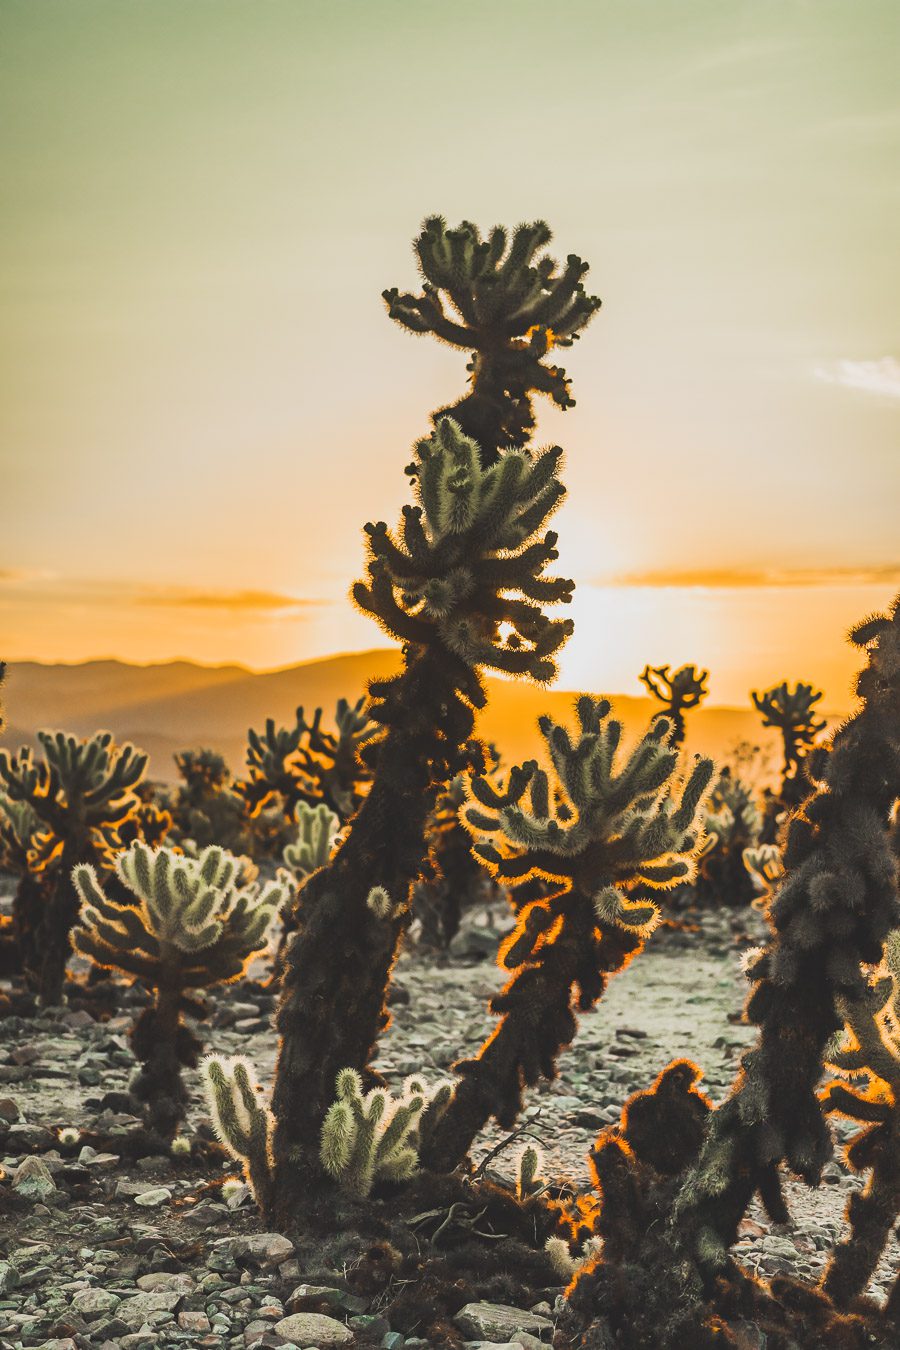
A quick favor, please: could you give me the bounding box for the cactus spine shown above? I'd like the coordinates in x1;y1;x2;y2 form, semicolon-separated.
319;1068;442;1197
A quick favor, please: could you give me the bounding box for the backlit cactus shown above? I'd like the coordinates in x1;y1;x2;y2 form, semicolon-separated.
202;1055;274;1213
751;679;826;809
282;801;341;882
384;217;601;459
242;698;376;823
421;697;714;1171
821;929;900;1306
272;215;599;1220
696;768;763;907
0;730;147;1003
72;842;288;1136
319;1068;435;1197
639;663;709;748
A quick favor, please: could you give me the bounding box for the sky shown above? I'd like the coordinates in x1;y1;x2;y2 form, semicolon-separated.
1;0;898;707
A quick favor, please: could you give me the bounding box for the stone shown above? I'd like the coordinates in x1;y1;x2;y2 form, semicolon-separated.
7;1121;55;1150
213;1232;294;1267
71;1288;121;1317
0;1097;20;1121
116;1291;183;1330
136;1272;195;1293
0;1261;17;1294
133;1186;172;1207
12;1155;57;1200
454;1302;553;1342
274;1311;355;1346
178;1311;212;1332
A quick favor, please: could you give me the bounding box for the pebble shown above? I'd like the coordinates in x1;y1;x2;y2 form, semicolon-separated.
274;1311;355;1345
12;1154;57;1200
133;1185;172;1207
454;1301;553;1341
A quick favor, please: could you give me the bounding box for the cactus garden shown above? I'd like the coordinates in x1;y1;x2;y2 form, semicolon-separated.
2;6;897;1349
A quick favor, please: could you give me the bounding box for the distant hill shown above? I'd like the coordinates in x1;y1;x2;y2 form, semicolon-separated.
1;652;844;785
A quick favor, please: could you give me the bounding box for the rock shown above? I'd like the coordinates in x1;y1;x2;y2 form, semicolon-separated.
454;1302;553;1342
33;1340;78;1350
116;1291;183;1329
7;1121;55;1150
178;1310;212;1332
133;1186;171;1207
71;1288;121;1317
12;1154;57;1200
136;1272;195;1293
0;1260;17;1293
274;1311;355;1346
214;1232;295;1267
0;1096;20;1121
288;1284;368;1314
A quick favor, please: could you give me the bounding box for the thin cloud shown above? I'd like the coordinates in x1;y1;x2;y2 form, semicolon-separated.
813;356;900;400
137;588;330;612
601;565;900;590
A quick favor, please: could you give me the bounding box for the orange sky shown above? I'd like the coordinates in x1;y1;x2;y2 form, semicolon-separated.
1;1;898;708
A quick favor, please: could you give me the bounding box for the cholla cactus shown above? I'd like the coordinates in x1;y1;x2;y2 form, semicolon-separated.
203;1055;274;1213
270;216;599;1222
421;697;714;1172
171;748;254;855
742;842;783;895
662;597;900;1304
751;679;827;809
516;1142;544;1199
0;729;147;1003
384;217;601;460
320;1068;450;1198
0;793;47;986
72;843;288;1136
639;664;709;748
695;769;763;907
282;801;341;882
242;698;376;823
821;930;900;1306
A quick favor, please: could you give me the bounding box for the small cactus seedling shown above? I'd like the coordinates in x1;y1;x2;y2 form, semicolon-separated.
421;697;714;1172
821;930;900;1307
384;217;601;460
203;1055;275;1213
72;842;289;1137
751;679;826;810
0;730;147;1003
639;664;709;748
320;1068;451;1198
282;801;341;883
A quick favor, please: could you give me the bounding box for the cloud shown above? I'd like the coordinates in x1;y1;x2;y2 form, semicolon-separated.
813;356;900;400
601;565;900;590
136;588;330;612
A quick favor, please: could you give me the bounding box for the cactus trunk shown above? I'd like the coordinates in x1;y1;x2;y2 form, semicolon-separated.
270;646;454;1219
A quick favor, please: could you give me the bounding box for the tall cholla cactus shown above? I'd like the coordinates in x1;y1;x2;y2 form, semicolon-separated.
203;1056;275;1214
752;679;826;809
72;843;288;1137
627;596;900;1334
420;697;714;1172
0;730;147;1003
282;800;341;882
639;664;709;748
384;217;601;460
320;1068;450;1198
269;217;600;1222
821;928;900;1308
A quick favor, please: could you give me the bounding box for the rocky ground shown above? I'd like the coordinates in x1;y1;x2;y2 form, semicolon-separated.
0;900;896;1350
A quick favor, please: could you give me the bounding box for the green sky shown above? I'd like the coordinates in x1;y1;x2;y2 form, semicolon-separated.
1;0;898;702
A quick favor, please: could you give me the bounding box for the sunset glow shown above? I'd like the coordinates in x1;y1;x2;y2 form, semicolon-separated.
2;0;897;708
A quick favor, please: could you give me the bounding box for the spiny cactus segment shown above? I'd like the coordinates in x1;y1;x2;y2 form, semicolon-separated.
282;801;341;882
384;217;601;459
639;664;709;748
203;1055;274;1212
421;697;714;1171
355;417;574;688
320;1068;450;1198
242;698;376;822
821;930;900;1305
